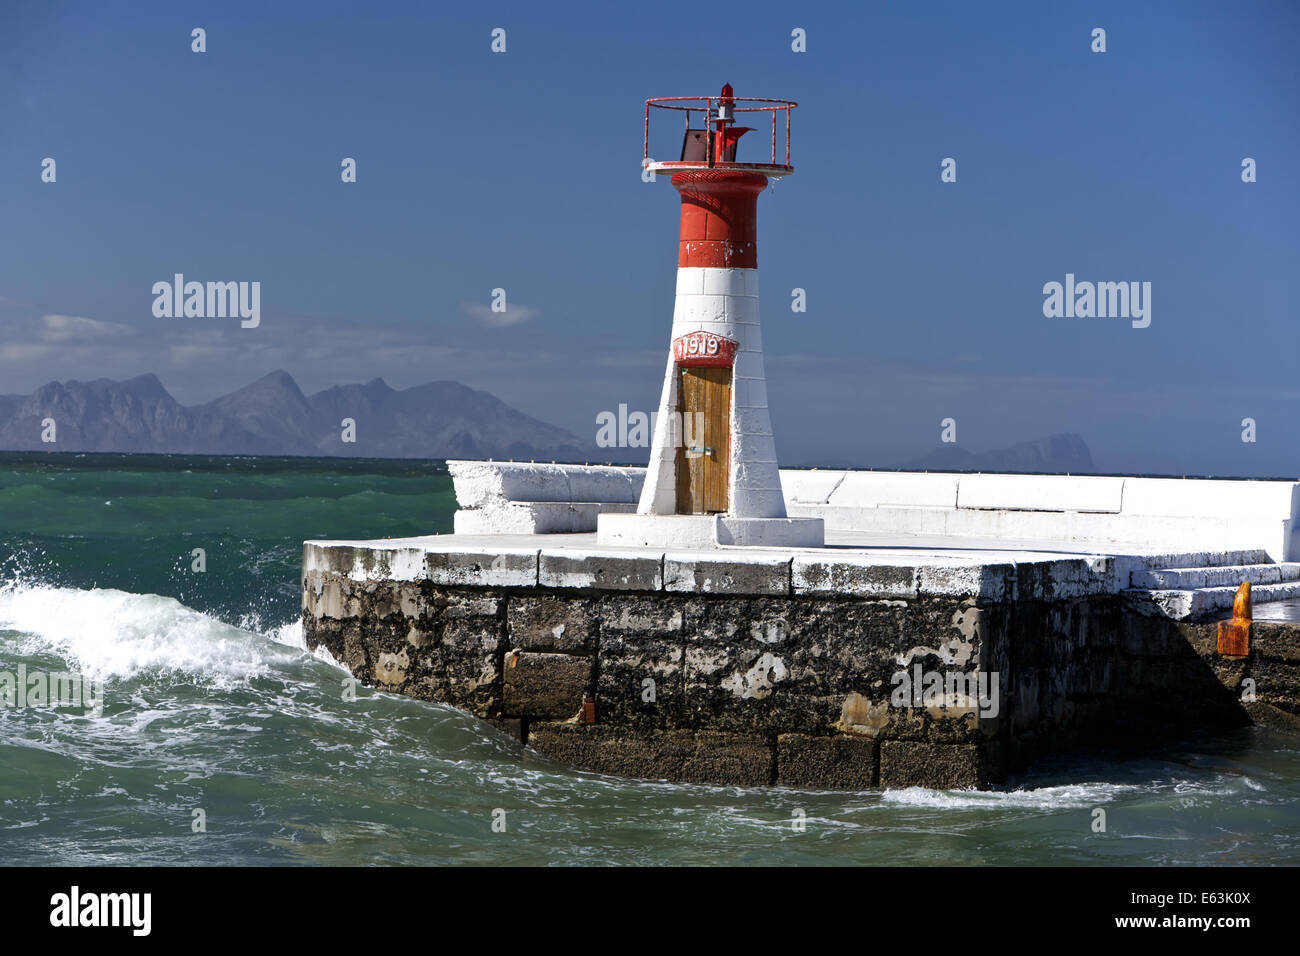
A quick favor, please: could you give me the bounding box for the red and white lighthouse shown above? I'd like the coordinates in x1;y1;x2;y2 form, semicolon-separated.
598;85;824;549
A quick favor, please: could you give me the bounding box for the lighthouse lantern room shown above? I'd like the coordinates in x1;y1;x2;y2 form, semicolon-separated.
597;84;825;549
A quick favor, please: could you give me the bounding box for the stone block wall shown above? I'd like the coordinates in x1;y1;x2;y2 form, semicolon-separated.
301;543;1266;790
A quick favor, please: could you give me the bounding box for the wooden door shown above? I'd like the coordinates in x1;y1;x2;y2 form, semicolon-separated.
676;366;730;514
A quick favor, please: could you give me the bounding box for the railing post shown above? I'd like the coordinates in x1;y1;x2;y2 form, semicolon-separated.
707;97;714;167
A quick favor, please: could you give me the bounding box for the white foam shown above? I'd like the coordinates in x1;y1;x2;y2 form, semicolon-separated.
882;781;1140;810
267;617;305;649
0;581;300;686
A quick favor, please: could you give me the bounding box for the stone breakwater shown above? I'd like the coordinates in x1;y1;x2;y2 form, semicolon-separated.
301;538;1300;790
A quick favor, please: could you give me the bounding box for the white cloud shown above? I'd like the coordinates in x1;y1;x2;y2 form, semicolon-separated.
38;314;133;342
460;300;540;328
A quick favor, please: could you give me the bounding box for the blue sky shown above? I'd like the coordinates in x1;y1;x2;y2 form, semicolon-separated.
1;0;1297;474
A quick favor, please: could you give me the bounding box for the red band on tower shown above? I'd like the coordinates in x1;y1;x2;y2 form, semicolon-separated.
672;170;767;269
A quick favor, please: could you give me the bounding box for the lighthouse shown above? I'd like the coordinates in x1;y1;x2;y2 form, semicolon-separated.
598;85;824;549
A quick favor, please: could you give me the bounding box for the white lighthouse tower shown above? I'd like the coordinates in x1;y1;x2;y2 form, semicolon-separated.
598;84;824;549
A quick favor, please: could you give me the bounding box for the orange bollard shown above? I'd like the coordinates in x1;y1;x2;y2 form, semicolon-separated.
1216;581;1252;657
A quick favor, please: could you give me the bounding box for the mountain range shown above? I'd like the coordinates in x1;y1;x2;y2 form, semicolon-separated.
793;433;1096;473
895;432;1096;473
0;371;1097;472
0;371;593;460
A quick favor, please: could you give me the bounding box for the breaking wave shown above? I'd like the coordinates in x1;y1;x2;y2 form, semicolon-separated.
0;576;317;686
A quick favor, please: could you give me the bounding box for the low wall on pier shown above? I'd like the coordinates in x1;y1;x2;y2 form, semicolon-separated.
448;461;1300;561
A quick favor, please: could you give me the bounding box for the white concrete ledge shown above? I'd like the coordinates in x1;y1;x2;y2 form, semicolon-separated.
447;460;641;508
454;500;636;535
445;460;1300;561
715;515;825;547
792;555;918;599
426;548;541;588
539;549;663;591
664;552;791;595
596;514;718;549
303;534;1300;605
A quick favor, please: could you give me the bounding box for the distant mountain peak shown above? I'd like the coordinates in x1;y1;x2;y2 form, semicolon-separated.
259;369;298;386
125;372;165;389
207;369;310;408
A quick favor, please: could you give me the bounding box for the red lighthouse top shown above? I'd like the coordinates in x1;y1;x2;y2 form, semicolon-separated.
643;83;797;179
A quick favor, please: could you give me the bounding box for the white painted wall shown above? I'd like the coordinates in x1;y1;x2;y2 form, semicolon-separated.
448;460;1300;560
448;460;640;508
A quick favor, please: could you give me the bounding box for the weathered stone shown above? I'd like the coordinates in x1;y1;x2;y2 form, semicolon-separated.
301;558;1297;792
792;557;917;599
599;594;683;637
787;599;967;699
503;650;592;719
362;580;403;620
1242;700;1300;733
444;593;502;619
539;550;661;591
776;734;876;790
917;563;1013;601
441;617;504;717
1211;659;1248;692
405;645;449;703
426;548;537;587
506;595;595;652
677;598;824;735
404;624;435;649
664;554;790;595
488;717;525;742
681;642;809;734
374;648;410;687
528;723;773;786
596;598;685;729
304;615;345;669
302;543;358;578
835;691;891;737
396;582;425;619
309;572;358;619
1254;622;1300;663
1248;659;1300;713
341;620;369;675
1016;558;1113;601
1179;621;1219;658
878;740;992;789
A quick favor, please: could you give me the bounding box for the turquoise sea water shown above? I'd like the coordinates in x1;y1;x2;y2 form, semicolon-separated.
1;452;1297;866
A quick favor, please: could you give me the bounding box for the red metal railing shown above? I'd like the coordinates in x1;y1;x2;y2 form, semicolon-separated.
643;95;797;170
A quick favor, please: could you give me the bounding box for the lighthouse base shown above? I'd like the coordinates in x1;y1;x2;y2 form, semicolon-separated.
596;512;825;549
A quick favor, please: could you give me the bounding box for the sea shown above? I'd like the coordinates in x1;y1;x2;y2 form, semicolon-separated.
1;451;1297;866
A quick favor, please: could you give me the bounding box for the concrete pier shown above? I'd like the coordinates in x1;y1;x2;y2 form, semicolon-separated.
301;467;1300;789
